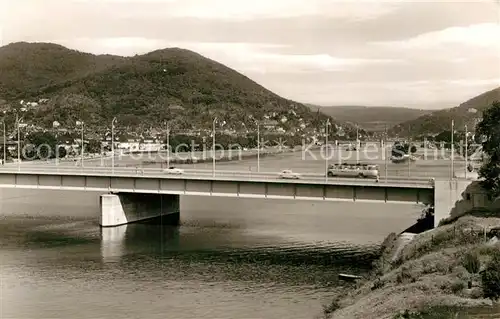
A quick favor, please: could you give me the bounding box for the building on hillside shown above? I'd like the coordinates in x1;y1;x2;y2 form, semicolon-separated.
0;137;19;148
262;120;278;130
140;143;162;152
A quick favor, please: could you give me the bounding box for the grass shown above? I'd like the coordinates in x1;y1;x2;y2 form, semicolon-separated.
322;215;500;319
393;306;466;319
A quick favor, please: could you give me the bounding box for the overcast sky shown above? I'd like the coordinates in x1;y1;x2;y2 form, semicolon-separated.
1;0;499;109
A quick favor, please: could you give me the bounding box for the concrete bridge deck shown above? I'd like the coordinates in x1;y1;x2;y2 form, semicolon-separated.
0;166;461;228
0;167;433;203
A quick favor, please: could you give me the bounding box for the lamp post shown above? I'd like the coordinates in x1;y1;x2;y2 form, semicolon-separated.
2;120;5;165
465;124;468;179
77;120;84;167
356;124;360;164
325;119;330;182
17;114;20;170
15;114;25;172
407;125;411;177
212;117;217;177
166;121;170;168
111;117;117;173
257;122;260;172
384;124;388;182
451;120;455;179
211;118;227;177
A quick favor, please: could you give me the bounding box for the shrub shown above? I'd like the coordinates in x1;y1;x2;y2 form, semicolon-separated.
481;253;500;300
322;297;341;318
371;278;384;290
450;280;466;294
396;265;416;284
462;252;481;274
394;306;462;319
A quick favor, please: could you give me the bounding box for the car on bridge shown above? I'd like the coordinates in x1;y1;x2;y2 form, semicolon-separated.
278;169;301;179
163;167;184;175
345;144;357;151
391;154;412;163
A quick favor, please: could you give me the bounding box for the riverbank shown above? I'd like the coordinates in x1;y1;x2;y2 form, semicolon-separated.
138;147;302;166
323;212;500;319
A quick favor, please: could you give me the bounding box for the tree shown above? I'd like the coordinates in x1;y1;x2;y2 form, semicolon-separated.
435;130;452;143
391;141;409;158
481;252;500;300
27;131;58;160
57;146;67;158
21;143;37;160
477;101;500;199
87;139;102;154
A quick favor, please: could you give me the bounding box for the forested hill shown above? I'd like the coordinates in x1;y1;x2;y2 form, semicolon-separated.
389;87;500;137
0;42;335;133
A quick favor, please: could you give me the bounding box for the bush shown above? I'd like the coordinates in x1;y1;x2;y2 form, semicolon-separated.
481;253;500;300
393;306;462;319
450;280;466;293
57;146;67;158
396;265;417;284
322;297;341;318
462;252;481;274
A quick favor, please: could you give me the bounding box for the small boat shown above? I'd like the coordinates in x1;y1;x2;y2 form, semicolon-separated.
338;273;363;281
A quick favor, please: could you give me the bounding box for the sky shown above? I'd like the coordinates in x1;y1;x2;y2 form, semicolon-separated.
1;0;499;109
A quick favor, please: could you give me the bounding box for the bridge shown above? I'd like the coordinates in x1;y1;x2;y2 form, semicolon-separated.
0;166;470;228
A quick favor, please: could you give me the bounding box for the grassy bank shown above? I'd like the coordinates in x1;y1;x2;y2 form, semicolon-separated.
322;214;500;319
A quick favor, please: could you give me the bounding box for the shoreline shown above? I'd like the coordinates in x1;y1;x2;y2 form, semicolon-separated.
139;148;298;166
323;211;500;319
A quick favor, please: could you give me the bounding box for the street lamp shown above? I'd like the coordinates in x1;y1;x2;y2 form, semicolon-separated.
1;111;6;166
2;120;5;165
111;117;117;173
253;120;263;172
465;124;468;179
384;124;388;182
212;117;217;177
356;124;360;164
212;117;227;177
464;108;479;179
451;119;455;179
325;119;330;182
16;113;25;171
257;122;260;172
77;120;84;167
165;121;170;168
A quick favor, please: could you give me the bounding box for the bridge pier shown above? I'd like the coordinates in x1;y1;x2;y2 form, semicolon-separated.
99;193;180;227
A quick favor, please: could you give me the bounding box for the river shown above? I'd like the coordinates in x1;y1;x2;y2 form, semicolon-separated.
0;187;423;319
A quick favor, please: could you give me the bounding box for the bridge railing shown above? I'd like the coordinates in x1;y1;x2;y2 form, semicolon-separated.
0;165;436;186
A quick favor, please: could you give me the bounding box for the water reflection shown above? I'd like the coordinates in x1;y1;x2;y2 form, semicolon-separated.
0;189;424;319
100;225;128;262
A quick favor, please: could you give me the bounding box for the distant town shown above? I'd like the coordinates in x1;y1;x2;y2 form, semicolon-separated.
0;96;484;164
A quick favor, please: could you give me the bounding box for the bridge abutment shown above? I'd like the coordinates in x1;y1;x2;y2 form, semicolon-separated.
99;193;180;227
433;179;489;226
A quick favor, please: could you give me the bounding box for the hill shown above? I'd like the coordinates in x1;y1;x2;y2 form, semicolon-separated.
307;104;431;132
0;42;335;133
389;87;500;137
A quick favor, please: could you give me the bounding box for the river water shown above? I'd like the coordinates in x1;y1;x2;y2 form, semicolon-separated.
0;188;423;319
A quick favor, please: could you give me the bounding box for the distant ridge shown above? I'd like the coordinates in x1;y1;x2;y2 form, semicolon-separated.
389;87;500;136
307;104;431;132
